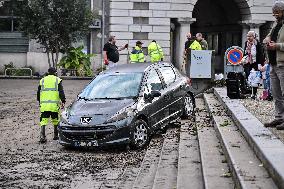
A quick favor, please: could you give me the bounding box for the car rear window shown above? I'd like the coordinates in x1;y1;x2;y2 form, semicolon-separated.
159;66;176;86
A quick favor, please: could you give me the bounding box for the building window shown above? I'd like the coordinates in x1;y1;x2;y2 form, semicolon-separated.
133;32;148;40
133;17;149;25
0;0;24;32
133;2;149;10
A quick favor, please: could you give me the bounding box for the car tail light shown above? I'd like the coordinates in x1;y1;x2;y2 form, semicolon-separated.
186;77;192;86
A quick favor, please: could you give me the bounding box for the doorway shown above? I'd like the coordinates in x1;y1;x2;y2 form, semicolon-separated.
191;0;244;73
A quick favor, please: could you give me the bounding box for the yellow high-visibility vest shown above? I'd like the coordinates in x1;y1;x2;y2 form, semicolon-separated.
39;75;61;112
130;46;145;63
189;40;202;50
148;42;164;63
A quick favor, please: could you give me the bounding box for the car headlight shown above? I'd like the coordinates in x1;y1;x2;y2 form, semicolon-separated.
106;108;135;123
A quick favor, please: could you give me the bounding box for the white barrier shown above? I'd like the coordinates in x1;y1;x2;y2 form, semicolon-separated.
5;68;33;77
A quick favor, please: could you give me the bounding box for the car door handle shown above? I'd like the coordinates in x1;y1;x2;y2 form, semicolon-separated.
164;94;170;100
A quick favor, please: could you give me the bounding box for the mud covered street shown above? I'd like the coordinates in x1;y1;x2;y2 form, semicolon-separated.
0;79;162;188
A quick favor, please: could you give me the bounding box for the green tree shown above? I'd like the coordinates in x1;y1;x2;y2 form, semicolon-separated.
58;46;95;77
20;0;93;68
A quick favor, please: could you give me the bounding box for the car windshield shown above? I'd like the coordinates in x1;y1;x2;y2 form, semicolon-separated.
78;73;143;99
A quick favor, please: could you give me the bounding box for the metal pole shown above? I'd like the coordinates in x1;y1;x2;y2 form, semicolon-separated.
101;0;105;70
90;0;93;54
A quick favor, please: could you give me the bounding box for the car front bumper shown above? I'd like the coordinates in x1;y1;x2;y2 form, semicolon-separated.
58;119;133;147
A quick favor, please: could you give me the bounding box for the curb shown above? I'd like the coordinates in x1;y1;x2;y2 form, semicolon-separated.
214;87;284;189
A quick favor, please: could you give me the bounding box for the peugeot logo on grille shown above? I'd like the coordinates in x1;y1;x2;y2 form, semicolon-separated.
80;117;92;124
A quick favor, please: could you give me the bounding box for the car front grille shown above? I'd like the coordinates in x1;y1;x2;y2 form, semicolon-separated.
60;125;116;141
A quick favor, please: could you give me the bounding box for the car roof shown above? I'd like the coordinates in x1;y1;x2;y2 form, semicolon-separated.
102;62;173;74
104;63;152;74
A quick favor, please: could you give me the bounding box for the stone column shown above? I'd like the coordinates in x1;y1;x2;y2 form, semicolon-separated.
241;23;250;48
176;18;196;73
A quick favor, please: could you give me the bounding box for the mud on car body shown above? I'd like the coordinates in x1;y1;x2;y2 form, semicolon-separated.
58;62;195;149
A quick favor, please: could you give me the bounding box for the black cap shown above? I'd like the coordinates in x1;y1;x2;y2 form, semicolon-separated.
48;67;57;74
136;41;143;45
152;40;156;42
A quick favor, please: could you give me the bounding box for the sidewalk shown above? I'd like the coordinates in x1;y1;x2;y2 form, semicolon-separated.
240;89;284;142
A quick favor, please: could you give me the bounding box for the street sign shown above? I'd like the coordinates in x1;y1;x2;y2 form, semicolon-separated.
224;46;244;79
89;19;101;29
226;48;243;65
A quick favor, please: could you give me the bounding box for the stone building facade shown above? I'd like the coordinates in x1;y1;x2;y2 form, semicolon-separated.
0;0;276;74
107;0;275;72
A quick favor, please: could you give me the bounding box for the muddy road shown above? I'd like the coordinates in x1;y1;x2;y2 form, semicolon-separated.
0;79;162;188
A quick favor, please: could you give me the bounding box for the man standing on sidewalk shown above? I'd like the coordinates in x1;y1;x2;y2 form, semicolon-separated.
264;1;284;130
103;35;128;68
37;67;65;143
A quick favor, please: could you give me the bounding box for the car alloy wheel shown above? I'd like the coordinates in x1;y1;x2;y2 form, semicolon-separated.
130;119;150;149
183;94;194;117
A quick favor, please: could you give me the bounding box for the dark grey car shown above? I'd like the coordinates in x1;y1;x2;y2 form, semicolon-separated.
58;62;195;149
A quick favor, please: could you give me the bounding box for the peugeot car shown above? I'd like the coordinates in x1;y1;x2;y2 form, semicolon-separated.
58;62;195;149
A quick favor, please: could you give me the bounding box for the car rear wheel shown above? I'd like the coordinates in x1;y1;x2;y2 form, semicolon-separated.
130;119;150;149
182;93;195;119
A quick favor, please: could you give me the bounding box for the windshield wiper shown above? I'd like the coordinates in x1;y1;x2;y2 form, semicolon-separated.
94;97;137;100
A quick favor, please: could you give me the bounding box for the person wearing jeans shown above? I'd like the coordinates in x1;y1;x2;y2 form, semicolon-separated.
263;1;284;130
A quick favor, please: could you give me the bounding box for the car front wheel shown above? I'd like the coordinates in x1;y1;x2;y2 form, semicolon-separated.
130;119;150;149
182;93;195;119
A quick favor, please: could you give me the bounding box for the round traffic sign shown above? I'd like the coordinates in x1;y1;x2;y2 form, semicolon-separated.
226;48;243;65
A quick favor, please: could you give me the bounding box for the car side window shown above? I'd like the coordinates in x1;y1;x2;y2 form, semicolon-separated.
145;69;163;93
159;66;176;86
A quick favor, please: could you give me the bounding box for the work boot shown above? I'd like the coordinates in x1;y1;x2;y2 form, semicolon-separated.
53;125;59;140
39;126;47;143
276;122;284;130
264;119;284;128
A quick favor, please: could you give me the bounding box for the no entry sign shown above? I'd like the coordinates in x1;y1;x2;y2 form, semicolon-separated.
226;47;243;65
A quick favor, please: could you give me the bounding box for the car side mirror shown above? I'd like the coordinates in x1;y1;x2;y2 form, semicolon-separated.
144;91;161;102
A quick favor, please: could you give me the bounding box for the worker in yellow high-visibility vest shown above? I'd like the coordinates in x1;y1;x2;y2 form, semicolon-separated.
130;41;145;63
148;40;164;63
37;67;65;143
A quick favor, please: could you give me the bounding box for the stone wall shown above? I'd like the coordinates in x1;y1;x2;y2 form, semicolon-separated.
109;0;194;63
0;53;27;74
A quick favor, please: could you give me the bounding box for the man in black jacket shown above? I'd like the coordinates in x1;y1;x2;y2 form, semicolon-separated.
103;35;128;68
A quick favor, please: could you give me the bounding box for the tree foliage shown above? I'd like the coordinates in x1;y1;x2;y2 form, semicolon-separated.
58;46;95;77
20;0;93;68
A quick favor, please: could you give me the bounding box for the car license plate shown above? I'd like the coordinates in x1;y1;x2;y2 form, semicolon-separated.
74;141;98;147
